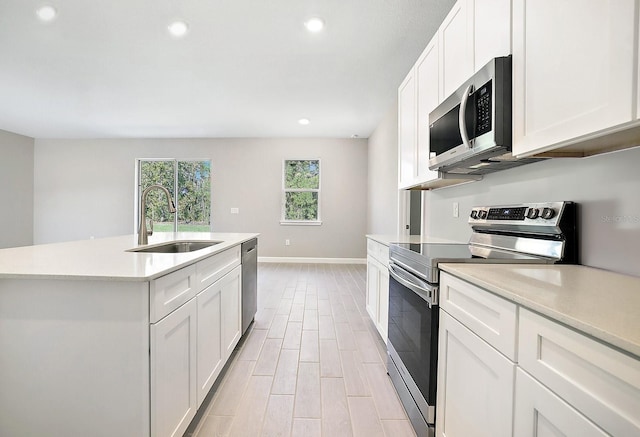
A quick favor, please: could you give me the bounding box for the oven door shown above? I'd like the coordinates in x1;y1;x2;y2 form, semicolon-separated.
387;262;439;436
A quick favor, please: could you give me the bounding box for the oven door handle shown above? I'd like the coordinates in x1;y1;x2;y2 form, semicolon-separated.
389;263;438;307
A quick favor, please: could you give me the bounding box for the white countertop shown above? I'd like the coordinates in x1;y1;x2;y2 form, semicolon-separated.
0;232;259;281
366;234;464;246
439;263;640;358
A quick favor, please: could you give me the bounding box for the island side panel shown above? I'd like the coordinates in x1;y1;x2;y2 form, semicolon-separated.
0;278;150;437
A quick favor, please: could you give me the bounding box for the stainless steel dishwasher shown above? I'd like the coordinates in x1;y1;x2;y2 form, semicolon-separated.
241;238;258;335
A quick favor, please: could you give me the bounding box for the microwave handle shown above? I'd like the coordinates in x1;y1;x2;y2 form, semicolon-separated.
459;84;474;149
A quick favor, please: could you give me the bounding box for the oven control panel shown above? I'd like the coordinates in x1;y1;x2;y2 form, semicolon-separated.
469;202;570;227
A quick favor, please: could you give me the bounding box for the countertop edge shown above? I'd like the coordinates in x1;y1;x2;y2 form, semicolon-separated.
439;263;640;359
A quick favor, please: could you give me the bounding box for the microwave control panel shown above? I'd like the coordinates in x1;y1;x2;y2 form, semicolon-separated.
475;81;492;136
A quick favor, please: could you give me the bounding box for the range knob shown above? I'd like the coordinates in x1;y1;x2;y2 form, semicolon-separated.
541;207;556;219
526;208;539;219
478;210;488;220
470;210;478;219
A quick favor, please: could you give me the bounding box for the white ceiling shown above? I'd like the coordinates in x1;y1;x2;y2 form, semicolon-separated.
0;0;455;139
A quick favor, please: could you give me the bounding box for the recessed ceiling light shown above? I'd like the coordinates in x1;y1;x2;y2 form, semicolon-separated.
298;118;310;125
351;134;359;138
168;21;189;37
304;17;324;32
36;5;57;22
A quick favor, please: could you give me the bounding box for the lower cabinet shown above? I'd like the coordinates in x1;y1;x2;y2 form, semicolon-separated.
514;369;608;437
151;299;198;437
436;306;515;437
151;252;243;437
366;239;389;342
196;264;242;406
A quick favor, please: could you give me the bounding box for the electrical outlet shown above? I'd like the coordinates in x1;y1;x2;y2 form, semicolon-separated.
230;207;239;214
453;202;459;218
285;239;290;246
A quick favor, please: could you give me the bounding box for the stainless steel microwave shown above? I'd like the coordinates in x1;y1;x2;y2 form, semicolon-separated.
428;56;517;175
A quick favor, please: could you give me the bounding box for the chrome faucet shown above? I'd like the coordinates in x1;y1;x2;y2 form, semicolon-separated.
138;185;176;245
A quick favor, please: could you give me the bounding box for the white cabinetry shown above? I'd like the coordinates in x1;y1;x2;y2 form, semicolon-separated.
438;271;640;437
398;70;417;188
439;0;473;100
512;0;636;157
517;308;640;436
365;238;389;342
436;272;516;437
151;299;198;437
196;264;241;406
150;247;242;437
398;0;511;190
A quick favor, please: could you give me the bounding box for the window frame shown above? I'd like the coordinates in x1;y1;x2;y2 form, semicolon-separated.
280;158;322;226
134;158;212;233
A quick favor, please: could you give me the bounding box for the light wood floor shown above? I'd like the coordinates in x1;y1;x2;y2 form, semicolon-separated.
185;262;416;437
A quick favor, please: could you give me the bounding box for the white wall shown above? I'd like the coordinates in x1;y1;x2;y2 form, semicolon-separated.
366;103;399;234
0;130;34;248
33;138;368;259
424;146;640;277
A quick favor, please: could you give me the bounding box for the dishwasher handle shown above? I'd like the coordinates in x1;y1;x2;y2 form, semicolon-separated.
389;262;438;307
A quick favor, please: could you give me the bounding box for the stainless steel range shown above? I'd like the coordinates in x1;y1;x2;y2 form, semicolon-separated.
386;201;578;437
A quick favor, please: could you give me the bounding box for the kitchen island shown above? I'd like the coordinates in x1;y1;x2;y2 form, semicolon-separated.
0;232;259;437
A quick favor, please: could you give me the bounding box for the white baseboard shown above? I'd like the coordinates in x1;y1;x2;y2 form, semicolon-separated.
258;256;366;265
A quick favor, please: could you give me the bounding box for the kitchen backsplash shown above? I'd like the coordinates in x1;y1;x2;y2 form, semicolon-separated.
423;145;640;277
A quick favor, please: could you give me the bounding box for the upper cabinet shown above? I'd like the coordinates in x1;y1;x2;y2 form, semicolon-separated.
512;0;638;157
398;0;511;190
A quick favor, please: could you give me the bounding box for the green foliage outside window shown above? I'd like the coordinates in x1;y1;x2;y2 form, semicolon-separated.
283;160;320;221
140;160;211;232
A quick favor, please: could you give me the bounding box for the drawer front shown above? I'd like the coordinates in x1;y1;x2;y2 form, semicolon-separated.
519;308;640;436
196;246;241;291
367;239;389;266
150;264;198;323
439;272;517;360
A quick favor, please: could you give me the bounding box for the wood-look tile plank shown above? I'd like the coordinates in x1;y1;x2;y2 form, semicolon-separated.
253;308;277;330
317;299;332;316
300;329;320;362
318;315;336;340
289;303;305;322
303;309;319;331
293;291;306;305
291;418;322;437
238;328;268;361
380;419;416;437
363;363;407;420
339;350;370;397
348;397;385;437
254;338;283;376
282;321;303;349
282;287;296;299
195;415;233;437
226;375;273;436
276;298;294;315
261;394;294;437
305;293;318;310
272;348;299;395
209;360;255;416
334;322;357;350
319;338;343;377
354;330;382;363
321;377;352;437
267;314;289;339
293;362;321;418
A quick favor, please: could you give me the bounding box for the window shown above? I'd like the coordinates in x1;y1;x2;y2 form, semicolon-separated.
137;159;211;232
281;159;321;225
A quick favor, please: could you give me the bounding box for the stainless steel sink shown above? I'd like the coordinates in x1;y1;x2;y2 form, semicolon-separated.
128;241;221;253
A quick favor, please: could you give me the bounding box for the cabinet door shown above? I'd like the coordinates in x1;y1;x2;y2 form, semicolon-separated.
436;311;515;437
398;70;417;188
514;369;609;437
151;299;197;437
366;256;380;323
473;0;511;69
221;265;242;360
416;34;440;183
196;283;223;407
512;0;635;157
439;0;474;100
